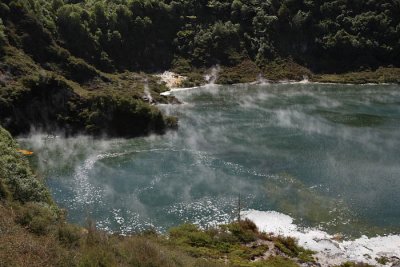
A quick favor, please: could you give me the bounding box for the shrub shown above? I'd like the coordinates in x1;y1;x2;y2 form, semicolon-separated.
275;236;298;257
217;60;261;84
375;256;389;265
0;127;53;203
64;56;99;83
78;246;117;267
226;220;258;243
15;202;59;235
274;236;315;262
58;223;82;248
169;224;213;247
238;218;259;233
0;179;11;200
171;57;193;74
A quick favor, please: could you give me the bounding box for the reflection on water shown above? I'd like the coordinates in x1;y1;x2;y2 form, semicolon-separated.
21;83;400;237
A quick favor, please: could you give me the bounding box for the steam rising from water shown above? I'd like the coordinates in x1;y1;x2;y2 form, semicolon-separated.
20;83;400;264
143;79;153;103
204;65;220;85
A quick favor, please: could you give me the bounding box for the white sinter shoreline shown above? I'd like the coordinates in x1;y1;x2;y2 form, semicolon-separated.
156;71;187;90
243;209;400;267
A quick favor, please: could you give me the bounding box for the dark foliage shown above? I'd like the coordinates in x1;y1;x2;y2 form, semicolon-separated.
1;0;398;73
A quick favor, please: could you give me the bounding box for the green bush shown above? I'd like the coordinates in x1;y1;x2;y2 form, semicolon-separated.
225;219;259;243
217;60;261;84
64;56;99;83
0;127;53;203
78;246;117;267
169;224;213;247
15;202;59;235
274;236;315;262
0;179;11;200
58;224;82;248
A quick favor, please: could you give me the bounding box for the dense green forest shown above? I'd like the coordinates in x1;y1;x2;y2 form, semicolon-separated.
0;0;400;136
1;0;400;72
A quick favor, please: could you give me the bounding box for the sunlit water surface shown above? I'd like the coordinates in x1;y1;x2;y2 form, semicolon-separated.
21;83;400;237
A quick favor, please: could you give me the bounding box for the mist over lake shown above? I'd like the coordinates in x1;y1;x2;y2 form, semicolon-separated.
21;83;400;237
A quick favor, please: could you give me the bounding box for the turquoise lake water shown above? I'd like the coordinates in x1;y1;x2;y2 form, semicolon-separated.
21;83;400;237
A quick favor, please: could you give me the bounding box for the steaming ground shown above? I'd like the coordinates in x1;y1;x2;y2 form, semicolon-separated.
20;83;400;265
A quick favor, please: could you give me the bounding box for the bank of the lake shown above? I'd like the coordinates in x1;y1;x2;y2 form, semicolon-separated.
169;60;400;88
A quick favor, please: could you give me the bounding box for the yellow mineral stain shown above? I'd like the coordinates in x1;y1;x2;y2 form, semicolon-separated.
17;149;34;155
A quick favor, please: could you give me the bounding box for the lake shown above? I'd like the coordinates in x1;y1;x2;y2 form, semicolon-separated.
21;83;400;239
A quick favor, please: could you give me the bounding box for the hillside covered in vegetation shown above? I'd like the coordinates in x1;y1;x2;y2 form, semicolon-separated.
2;0;400;72
1;0;400;136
